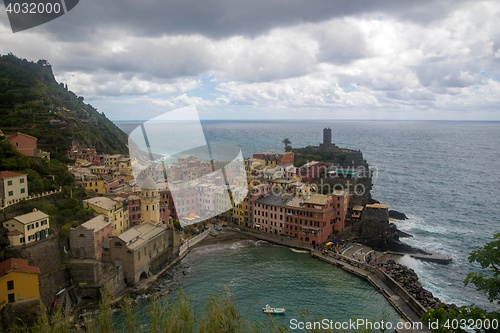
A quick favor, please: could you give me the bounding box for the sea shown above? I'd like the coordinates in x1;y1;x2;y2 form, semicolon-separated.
115;119;500;328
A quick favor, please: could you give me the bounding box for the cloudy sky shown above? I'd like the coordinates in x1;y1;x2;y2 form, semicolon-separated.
1;0;500;120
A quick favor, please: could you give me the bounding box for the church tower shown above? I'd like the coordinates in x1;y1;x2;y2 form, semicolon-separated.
140;177;160;224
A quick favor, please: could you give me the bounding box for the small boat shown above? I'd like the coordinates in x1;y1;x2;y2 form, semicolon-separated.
290;248;308;254
262;304;286;314
209;231;217;237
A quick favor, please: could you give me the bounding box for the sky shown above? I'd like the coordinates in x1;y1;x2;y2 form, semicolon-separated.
1;0;500;121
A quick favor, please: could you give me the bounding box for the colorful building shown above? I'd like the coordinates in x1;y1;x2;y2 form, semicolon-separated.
243;184;271;227
252;151;295;167
2;210;50;247
253;194;293;234
128;195;142;226
6;132;38;157
69;214;113;260
0;258;40;307
83;197;130;236
83;179;106;194
140;178;160;224
0;171;28;208
284;191;349;245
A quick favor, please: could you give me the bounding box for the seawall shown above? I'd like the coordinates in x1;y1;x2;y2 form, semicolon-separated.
231;225;430;333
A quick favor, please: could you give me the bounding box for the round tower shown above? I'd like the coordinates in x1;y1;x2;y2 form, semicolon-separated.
140;177;160;224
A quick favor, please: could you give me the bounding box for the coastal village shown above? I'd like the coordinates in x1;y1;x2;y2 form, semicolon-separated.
0;126;444;331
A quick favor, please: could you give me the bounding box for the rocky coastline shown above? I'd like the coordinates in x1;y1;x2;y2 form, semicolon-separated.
380;260;440;309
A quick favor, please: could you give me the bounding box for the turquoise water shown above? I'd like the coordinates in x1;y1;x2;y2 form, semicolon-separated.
116;120;500;315
131;240;400;331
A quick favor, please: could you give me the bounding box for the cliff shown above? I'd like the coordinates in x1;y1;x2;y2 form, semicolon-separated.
0;53;127;160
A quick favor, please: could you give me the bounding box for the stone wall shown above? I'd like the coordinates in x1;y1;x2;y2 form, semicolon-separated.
20;237;70;306
150;247;176;276
360;205;389;238
68;260;126;295
69;227;95;259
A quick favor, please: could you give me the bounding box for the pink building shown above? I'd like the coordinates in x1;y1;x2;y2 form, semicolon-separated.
160;189;177;221
128;195;141;226
244;184;271;227
6;132;38;157
67;147;98;163
296;161;328;183
69;215;113;260
253;194;293;234
284;191;349;245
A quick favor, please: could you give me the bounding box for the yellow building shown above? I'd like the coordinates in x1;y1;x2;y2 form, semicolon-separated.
232;201;245;225
2;210;50;247
103;154;122;167
0;258;40;307
83;197;130;236
140;178;160;224
83;179;106;194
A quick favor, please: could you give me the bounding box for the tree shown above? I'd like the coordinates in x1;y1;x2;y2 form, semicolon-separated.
423;234;500;332
465;234;500;303
282;138;292;152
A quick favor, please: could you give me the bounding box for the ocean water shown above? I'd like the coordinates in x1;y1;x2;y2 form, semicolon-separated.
116;120;500;314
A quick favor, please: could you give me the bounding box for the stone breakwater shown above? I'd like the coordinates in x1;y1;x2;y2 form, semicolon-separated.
380;260;458;312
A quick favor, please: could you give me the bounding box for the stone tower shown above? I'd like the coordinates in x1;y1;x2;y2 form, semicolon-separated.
323;128;332;147
140;177;160;224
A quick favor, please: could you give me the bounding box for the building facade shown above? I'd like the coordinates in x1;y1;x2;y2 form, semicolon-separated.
253;194;293;234
83;197;129;236
6;132;37;157
69;215;112;260
106;222;171;284
0;258;40;307
0;171;28;208
2;210;50;247
284;191;349;245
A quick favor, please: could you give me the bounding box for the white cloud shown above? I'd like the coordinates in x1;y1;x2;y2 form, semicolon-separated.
1;0;500;119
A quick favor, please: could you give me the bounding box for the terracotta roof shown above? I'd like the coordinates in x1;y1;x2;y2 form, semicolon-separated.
0;171;26;179
0;258;40;278
5;132;37;140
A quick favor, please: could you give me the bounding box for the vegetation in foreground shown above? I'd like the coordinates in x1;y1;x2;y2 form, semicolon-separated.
5;234;499;332
423;234;500;332
7;285;379;333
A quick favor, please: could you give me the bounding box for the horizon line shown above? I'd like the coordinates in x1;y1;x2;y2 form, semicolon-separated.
112;118;500;122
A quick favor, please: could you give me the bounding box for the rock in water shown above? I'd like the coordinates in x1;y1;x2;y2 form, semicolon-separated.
389;210;408;220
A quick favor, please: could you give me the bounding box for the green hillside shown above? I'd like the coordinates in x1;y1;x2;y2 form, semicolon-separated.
0;53;127;159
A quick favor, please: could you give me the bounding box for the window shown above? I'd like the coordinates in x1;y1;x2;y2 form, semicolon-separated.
20;178;25;184
8;191;13;196
7;180;12;186
8;293;15;303
7;280;14;290
20;237;25;243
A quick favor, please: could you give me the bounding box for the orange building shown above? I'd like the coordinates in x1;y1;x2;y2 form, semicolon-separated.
252;151;295;166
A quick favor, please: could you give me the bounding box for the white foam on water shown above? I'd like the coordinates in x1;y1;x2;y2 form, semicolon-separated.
397;255;421;272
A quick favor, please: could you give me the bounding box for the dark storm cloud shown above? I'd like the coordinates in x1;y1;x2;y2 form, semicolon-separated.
38;0;468;40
